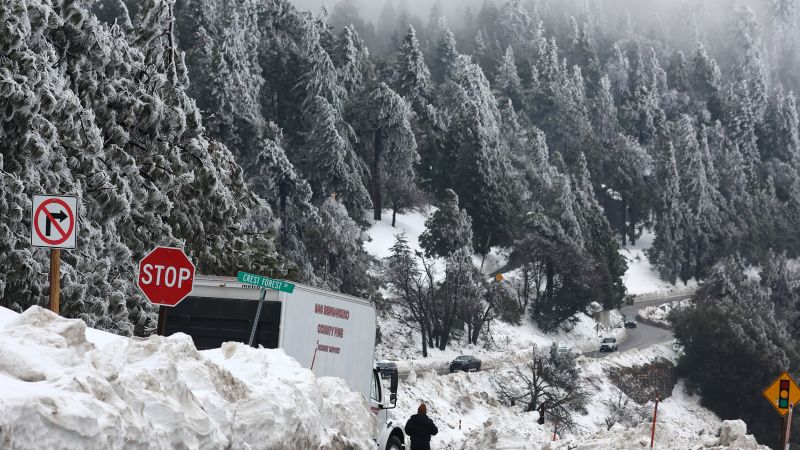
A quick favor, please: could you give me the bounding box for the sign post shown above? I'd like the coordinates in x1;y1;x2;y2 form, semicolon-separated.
650;391;660;448
762;371;800;449
137;247;195;335
238;271;294;347
31;194;79;314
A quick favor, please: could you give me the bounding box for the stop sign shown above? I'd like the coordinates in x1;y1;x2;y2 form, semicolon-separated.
137;247;195;307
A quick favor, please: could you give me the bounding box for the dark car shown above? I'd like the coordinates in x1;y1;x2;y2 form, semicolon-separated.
376;361;398;380
449;355;481;373
624;320;637;328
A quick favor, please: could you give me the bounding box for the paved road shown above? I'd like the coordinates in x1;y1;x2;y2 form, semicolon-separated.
397;295;694;376
586;296;689;358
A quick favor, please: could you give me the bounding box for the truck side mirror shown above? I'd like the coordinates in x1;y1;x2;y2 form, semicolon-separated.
390;371;399;395
381;370;399;409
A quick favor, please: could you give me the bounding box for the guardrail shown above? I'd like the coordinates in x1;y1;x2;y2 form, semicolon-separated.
632;287;697;303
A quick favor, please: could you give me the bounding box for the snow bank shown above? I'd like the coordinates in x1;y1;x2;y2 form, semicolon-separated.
638;298;692;327
0;306;374;450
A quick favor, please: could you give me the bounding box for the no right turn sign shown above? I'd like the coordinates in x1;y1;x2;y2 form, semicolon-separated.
31;194;79;249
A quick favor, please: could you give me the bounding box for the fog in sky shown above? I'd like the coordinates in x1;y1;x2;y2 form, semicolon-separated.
289;0;486;28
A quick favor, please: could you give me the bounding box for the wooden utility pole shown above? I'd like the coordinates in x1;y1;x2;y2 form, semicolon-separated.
49;249;61;314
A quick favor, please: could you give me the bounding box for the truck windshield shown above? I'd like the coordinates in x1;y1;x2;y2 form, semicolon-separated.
602;338;615;343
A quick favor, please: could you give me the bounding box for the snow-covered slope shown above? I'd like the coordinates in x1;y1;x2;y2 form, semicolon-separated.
367;211;767;449
0;306;374;450
366;207;508;275
396;344;767;449
620;230;698;295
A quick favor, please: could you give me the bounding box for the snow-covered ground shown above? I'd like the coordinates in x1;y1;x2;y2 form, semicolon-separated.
0;306;374;449
638;299;693;327
620;230;698;295
377;307;626;372
395;343;767;449
366;212;769;448
366;207;509;277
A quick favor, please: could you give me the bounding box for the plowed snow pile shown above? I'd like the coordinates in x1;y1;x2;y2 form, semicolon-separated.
0;306;374;450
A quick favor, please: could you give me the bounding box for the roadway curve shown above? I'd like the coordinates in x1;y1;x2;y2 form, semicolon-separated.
587;295;691;358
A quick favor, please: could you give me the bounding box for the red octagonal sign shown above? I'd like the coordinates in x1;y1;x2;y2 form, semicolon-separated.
137;247;195;307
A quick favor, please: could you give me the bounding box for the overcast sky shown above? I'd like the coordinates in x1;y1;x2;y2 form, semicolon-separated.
288;0;487;26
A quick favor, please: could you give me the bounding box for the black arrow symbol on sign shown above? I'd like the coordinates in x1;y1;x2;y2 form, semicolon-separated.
45;210;68;237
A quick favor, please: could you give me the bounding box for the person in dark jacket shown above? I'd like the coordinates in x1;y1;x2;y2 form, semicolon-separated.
405;403;438;450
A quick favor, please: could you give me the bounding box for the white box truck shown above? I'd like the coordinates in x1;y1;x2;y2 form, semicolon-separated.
162;275;406;450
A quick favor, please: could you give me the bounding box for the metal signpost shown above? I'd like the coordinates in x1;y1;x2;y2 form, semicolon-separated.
237;271;295;346
31;194;79;314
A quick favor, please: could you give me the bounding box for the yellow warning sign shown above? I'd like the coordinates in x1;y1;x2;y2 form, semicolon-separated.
762;371;800;416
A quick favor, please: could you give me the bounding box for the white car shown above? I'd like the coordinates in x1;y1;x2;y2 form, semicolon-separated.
600;337;618;352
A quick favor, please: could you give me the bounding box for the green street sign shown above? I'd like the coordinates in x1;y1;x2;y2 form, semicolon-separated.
237;271;295;294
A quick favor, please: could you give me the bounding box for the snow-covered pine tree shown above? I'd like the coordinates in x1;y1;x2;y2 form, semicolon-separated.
382;233;431;357
419;189;473;259
494;46;524;107
667;51;690;92
690;43;723;119
442;55;522;253
303;96;371;213
672;115;723;280
430;18;459;85
303;195;375;297
390;25;433;117
649;144;688;284
334;25;372;100
732;6;769;123
358;83;418;223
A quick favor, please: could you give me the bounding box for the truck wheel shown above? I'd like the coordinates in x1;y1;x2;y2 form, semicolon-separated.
386;435;403;450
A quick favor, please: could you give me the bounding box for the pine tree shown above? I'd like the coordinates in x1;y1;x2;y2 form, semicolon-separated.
672;115;723;280
359;83;418;222
419;189;473;258
430;18;459;85
334;25;371;100
691;43;723;118
494;46;524;106
733;6;769;122
382;233;431;357
442;55;522;253
390;25;433;116
649;144;688;283
303;96;371;213
667;51;690;92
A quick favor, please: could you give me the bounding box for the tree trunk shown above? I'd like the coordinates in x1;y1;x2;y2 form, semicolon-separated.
279;177;288;246
420;322;428;358
545;262;554;304
373;128;383;221
392;205;397;227
621;196;627;246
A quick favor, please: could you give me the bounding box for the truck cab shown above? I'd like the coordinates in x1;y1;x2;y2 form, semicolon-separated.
371;367;405;450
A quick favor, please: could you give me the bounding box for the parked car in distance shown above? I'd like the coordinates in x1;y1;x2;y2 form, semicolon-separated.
624;320;637;328
599;337;618;352
449;355;482;373
376;361;398;380
556;344;574;356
